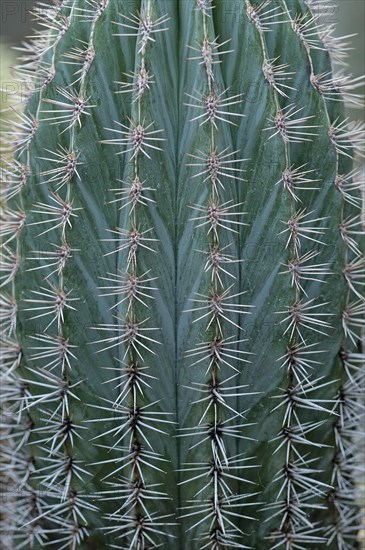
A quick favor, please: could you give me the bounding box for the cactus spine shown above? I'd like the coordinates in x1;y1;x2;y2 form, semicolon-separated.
1;0;364;548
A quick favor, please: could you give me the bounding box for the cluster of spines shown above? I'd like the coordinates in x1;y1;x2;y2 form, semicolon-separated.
179;2;258;548
309;3;365;547
293;1;365;546
0;0;112;548
9;1;65;104
22;1;109;547
89;1;175;547
245;1;355;547
0;157;31;550
0;1;51;543
297;1;365;547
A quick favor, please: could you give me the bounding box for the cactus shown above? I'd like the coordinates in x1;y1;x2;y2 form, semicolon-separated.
1;0;364;548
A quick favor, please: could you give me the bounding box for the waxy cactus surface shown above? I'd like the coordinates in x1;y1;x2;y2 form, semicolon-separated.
1;0;364;548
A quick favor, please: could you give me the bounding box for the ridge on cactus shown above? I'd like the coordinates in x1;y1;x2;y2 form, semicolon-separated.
0;0;364;549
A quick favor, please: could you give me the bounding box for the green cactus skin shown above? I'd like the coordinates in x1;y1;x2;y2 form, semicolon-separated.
1;0;364;548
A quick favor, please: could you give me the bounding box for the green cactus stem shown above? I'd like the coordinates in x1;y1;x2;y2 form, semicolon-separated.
1;0;364;548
